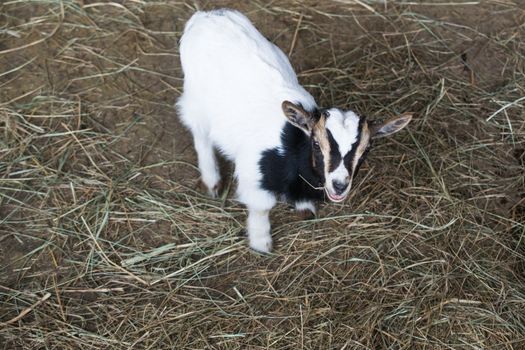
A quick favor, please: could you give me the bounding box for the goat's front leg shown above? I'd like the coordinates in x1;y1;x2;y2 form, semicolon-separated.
237;169;276;253
246;208;272;253
294;200;317;220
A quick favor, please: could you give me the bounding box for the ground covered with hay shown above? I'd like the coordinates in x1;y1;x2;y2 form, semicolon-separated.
1;0;524;349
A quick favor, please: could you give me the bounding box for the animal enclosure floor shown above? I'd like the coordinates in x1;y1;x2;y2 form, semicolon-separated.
1;1;524;349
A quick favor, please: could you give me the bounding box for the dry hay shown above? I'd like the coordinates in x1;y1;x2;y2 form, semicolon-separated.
1;0;524;349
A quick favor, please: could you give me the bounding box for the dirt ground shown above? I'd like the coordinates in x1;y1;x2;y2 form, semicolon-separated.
1;0;524;349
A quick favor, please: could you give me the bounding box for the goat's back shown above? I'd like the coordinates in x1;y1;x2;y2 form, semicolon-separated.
177;9;316;160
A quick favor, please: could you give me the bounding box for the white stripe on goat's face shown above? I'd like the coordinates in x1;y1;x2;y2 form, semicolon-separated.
325;109;359;155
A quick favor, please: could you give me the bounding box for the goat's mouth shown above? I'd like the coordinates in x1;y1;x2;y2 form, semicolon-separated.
326;189;349;203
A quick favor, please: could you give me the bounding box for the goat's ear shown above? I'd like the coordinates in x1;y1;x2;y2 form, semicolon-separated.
282;101;315;134
370;113;412;139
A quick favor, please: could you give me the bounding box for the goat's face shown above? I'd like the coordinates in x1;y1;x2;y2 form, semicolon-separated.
282;101;412;202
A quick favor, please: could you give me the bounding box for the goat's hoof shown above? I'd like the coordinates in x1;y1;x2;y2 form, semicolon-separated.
294;201;317;220
198;179;222;198
296;209;315;220
249;235;272;254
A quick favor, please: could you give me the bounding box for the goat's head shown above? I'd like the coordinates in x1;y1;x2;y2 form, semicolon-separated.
282;101;412;202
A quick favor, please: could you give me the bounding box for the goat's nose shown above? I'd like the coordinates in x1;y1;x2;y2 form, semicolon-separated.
332;180;349;194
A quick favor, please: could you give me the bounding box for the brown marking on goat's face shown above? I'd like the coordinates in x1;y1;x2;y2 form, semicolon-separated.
351;122;370;172
311;113;331;176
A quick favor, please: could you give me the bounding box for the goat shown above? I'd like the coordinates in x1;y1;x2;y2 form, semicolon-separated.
177;9;412;253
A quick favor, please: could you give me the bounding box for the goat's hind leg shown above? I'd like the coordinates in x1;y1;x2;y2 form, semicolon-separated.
192;128;221;197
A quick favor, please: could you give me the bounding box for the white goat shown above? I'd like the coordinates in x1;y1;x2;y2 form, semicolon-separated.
177;9;412;253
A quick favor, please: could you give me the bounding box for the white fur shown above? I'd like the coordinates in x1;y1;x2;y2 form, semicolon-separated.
247;209;272;252
325;109;360;155
327;162;351;190
295;201;317;215
177;9;317;252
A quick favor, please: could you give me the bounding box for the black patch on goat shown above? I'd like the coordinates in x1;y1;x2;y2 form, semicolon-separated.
260;122;325;203
326;129;342;172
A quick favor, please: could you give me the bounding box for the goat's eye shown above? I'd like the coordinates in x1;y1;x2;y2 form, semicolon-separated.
313;140;320;150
